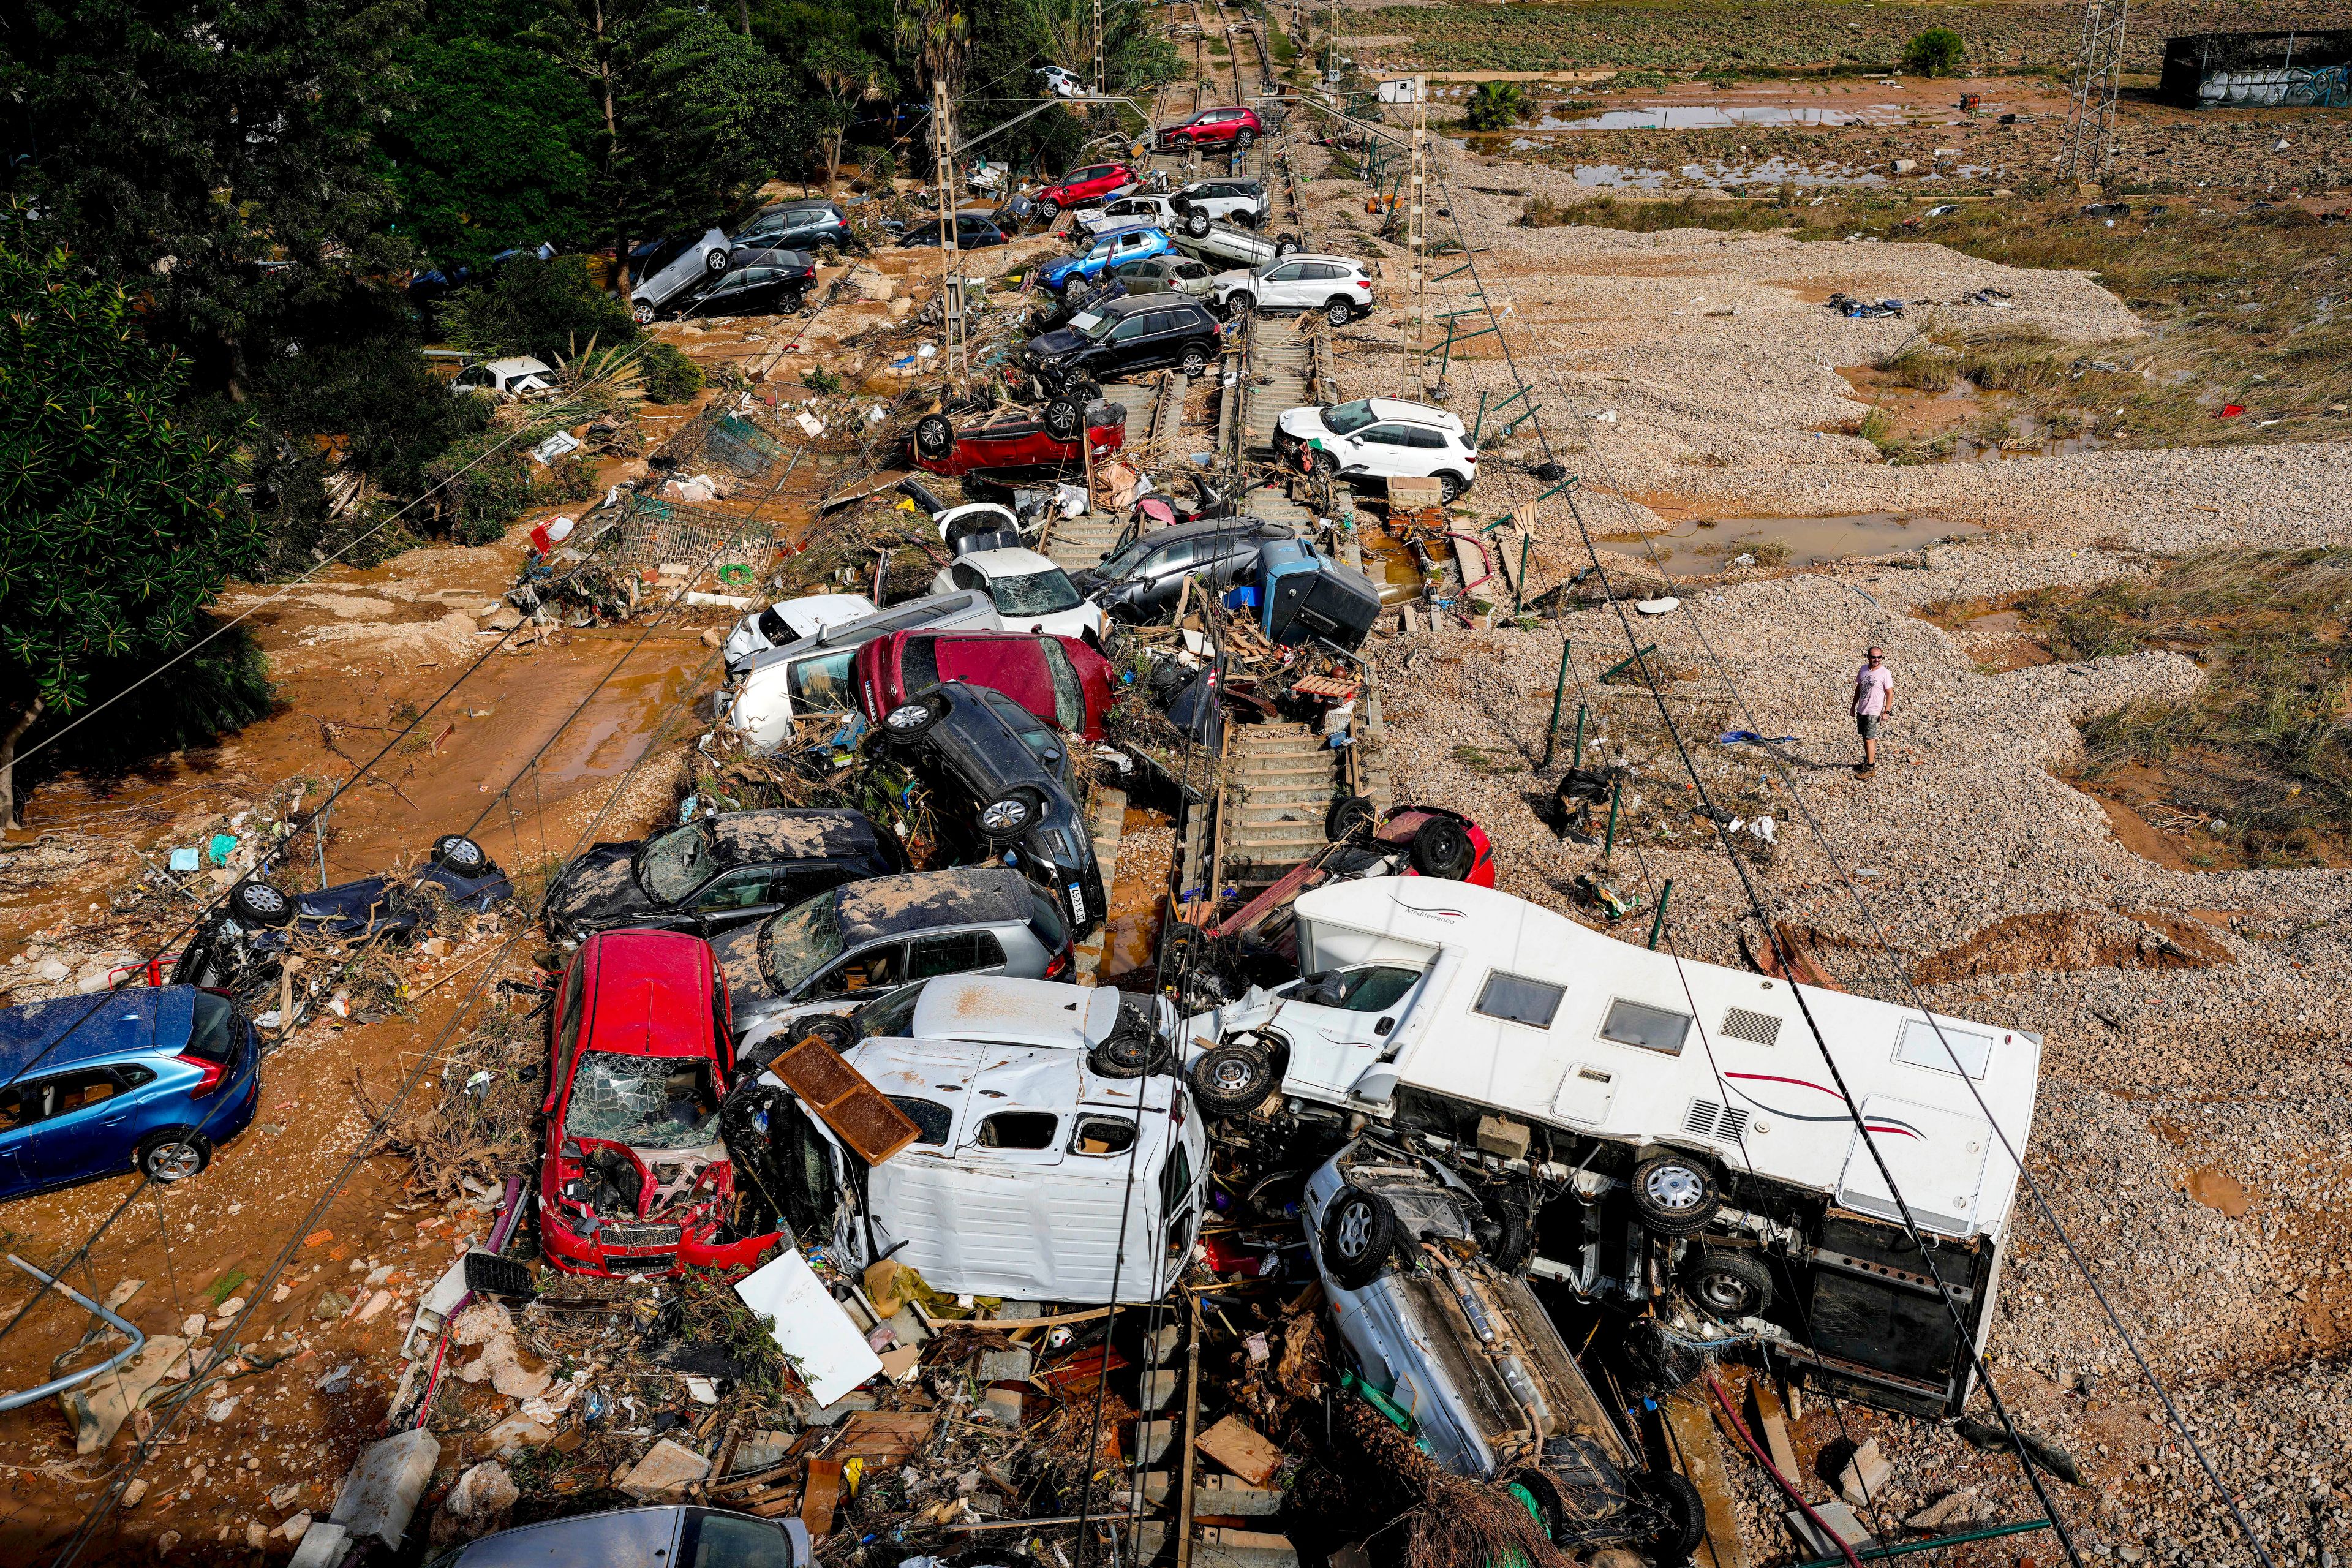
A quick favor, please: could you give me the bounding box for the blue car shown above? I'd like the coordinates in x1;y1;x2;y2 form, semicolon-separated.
0;986;262;1198
1036;225;1175;295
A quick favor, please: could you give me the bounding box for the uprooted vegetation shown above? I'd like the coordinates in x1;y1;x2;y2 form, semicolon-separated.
1523;190;2352;456
2010;548;2352;868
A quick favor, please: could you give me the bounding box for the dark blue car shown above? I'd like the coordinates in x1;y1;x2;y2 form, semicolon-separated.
0;986;262;1197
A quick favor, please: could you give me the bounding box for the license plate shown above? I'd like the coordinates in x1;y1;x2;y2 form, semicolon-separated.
1068;881;1087;924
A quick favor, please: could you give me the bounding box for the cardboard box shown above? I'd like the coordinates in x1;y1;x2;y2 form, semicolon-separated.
1387;475;1442;509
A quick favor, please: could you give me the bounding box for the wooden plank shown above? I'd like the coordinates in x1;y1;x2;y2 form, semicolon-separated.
831;1411;937;1466
1196;1415;1283;1487
800;1457;843;1538
769;1037;922;1164
1659;1390;1749;1568
1749;1378;1802;1484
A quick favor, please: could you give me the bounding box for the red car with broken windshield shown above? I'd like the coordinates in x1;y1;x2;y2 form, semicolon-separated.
538;929;778;1279
853;630;1114;743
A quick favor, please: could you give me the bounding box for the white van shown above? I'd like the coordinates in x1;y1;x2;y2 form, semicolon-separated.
1182;876;2042;1416
722;590;995;752
722;594;879;675
743;976;1205;1305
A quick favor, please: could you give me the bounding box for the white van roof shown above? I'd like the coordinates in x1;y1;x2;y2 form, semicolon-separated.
906;974;1120;1052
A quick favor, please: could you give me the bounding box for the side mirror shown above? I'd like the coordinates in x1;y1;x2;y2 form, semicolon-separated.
1374;1018;1393;1037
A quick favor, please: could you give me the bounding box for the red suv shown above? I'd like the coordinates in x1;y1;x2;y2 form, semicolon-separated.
1157;107;1263;152
538;930;779;1280
908;398;1128;482
854;630;1114;744
1036;162;1139;218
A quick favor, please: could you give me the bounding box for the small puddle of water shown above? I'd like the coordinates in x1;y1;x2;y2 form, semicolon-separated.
1359;527;1431;606
2185;1164;2252;1218
1537;103;1906;130
1600;513;1986;576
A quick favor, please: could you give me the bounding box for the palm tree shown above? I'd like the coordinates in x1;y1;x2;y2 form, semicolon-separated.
894;0;970;98
809;40;895;194
1463;80;1528;133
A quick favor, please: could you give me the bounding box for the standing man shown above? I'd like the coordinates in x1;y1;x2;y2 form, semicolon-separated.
1852;645;1893;777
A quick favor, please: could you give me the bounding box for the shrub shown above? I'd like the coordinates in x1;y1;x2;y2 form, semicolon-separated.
1462;80;1528;132
1521;193;1564;227
639;341;705;405
442;255;637;365
424;431;536;545
1904;28;1966;78
539;453;598;502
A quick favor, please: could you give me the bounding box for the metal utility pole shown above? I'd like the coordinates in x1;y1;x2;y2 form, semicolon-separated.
2059;0;2128;189
1093;0;1106;98
1406;74;1429;395
931;78;963;378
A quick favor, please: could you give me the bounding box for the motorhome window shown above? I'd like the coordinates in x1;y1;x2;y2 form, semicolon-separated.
1070;1115;1137;1155
975;1111;1058;1150
1599;998;1692;1056
1893;1019;1994;1079
1474;971;1566;1029
889;1096;954;1145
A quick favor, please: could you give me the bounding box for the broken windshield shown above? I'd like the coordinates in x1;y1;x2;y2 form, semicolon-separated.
760;892;845;991
564;1052;718;1147
637;821;715;904
1322;400;1378;436
989;568;1083;617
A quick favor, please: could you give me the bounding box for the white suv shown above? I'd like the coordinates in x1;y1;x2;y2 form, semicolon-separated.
929;546;1106;641
1275;396;1479;501
1172;178;1270;233
1078;193;1180;237
1212;254;1377;325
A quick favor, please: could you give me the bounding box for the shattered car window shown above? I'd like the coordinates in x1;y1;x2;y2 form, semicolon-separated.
850;981;927;1040
638;821;716;904
565;1052;719;1147
760;893;846;991
990;569;1083;617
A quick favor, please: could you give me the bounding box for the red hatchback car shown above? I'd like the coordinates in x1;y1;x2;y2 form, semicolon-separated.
538;929;778;1280
854;630;1114;743
1036;162;1139;218
908;399;1127;482
1156;106;1263;152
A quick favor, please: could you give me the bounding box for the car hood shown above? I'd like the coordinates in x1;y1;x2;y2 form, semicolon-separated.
1276;407;1328;440
544;844;653;935
1025;326;1088;360
1212;267;1251;290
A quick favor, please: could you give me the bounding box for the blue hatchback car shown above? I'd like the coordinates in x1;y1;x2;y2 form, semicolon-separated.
0;986;262;1199
1037;225;1175;295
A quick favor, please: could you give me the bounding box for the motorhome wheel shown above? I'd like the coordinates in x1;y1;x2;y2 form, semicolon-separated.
1189;1042;1273;1115
1089;1018;1167;1080
1321;1185;1400;1289
1683;1248;1773;1321
1480;1190;1532;1273
1629;1153;1720;1236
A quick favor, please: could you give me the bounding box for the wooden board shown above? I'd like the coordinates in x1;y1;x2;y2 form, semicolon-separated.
801;1457;843;1538
769;1036;922;1164
831;1411;937;1466
1196;1414;1283;1487
1659;1391;1749;1568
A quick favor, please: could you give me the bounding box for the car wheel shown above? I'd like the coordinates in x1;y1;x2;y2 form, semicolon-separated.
631;302;657;325
1482;1189;1532;1272
1408;816;1476;880
1502;1468;1571;1544
1634;1470;1709;1560
1042;396;1084;440
1321;1185;1400;1289
1630;1153;1721;1237
1310;448;1337;478
228;880;295;929
429;834;488;873
1189;1042;1275;1115
705;247;729;274
1623;1317;1708;1395
1683;1247;1774;1321
1273;233;1300;257
1437;470;1470;503
913;413;956;461
977;785;1046;840
1037;197;1060;219
1325;298;1356;326
797;1014;858;1055
1179;342;1211;375
1185;209;1212;238
1235;130;1255;151
1324;793;1376;842
1090;1019;1168;1080
138;1131;213;1183
880;693;946;741
1226;292;1256;320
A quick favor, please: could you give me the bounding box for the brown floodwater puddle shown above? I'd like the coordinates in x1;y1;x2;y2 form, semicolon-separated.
1357;525;1430;607
2185;1164;2253;1218
1601;512;1987;576
1100;806;1172;980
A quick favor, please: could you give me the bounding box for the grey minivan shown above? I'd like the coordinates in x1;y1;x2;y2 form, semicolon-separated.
712;867;1072;1044
425;1506;809;1568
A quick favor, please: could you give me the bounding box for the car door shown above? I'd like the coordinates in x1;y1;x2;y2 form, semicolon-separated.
685;866;788;935
1130;537;1201;612
799;941;908;1003
907;929;1010;982
1258;261;1310;309
20;1066;149;1186
1348;423;1419;477
1099;308;1161;371
976;688;1072;787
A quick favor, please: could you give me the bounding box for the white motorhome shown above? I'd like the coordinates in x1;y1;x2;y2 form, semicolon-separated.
1182;877;2041;1416
743;976;1206;1305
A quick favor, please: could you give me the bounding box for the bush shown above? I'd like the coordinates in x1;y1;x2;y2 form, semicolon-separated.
1461;81;1528;132
540;453;599;502
640;341;705;405
424;431;536;545
442;255;638;364
1904;28;1966;77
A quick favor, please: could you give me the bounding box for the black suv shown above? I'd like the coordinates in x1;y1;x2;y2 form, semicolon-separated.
1071;518;1295;623
870;680;1106;938
1023;295;1223;393
732;198;856;260
544;809;903;941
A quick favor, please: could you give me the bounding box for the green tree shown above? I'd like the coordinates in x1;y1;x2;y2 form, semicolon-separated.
1463;80;1528;132
894;0;968;96
1904;27;1967;78
0;243;269;824
808;38;895;194
442;255;640;363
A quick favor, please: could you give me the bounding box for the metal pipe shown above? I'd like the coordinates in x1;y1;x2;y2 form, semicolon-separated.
1789;1520;2055;1568
1602;777;1621;863
1646;880;1674;949
0;1254;148;1412
1539;640;1571;768
1571;704;1588;771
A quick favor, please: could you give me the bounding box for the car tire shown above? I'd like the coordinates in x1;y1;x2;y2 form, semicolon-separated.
137;1130;213;1184
1273;233;1300;257
1037;197;1060;219
1408;816;1476;880
1321;1185;1400;1289
1437;470;1471;503
1502;1468;1571;1544
632;302;657;325
1623;1317;1707;1395
1189;1042;1275;1115
879;692;948;742
1185;208;1212;238
1310;448;1337;478
228;880;295;929
1482;1189;1532;1273
1226;292;1255;320
1042;396;1084;440
1324;793;1376;842
1090;1019;1168;1080
429;834;488;873
1683;1247;1774;1321
977;785;1047;841
913;413;956;460
1178;342;1212;375
1634;1470;1709;1561
1235;130;1255;151
704;247;729;274
1630;1153;1721;1237
1325;298;1356;326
